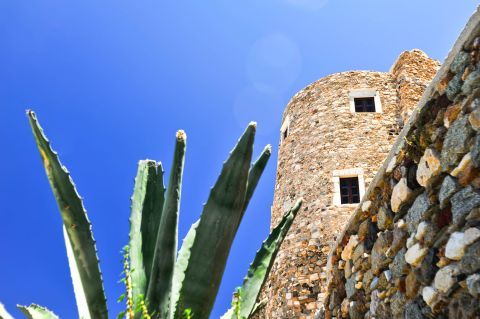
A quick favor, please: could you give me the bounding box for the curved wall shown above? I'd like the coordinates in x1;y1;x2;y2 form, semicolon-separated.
255;51;439;319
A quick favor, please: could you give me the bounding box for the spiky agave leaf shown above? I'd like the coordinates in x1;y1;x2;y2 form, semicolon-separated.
129;160;165;310
27;111;108;319
141;162;165;286
17;304;58;319
220;145;272;319
169;220;198;319
0;303;14;319
222;199;303;319
242;144;271;217
146;131;186;317
219;145;273;319
170;123;256;319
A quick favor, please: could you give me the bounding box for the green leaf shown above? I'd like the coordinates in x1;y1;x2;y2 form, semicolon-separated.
173;123;256;319
27;111;108;319
0;302;14;319
129;160;165;307
182;309;193;319
141;162;165;284
17;304;58;319
147;131;186;316
117;294;126;303
238;199;302;318
129;162;150;305
169;220;198;319
239;144;271;227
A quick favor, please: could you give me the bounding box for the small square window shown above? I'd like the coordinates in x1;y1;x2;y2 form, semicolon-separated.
282;127;288;141
354;97;376;112
339;177;360;204
280;117;290;144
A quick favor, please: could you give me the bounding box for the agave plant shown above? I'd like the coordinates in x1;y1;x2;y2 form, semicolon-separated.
0;111;302;319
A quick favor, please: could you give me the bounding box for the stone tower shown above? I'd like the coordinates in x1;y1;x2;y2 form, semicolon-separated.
255;50;439;318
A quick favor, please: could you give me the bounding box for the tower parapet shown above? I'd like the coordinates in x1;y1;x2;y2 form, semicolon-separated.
391;49;440;122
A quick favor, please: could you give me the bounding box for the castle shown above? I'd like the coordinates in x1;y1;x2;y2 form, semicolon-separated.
252;7;480;318
255;49;439;318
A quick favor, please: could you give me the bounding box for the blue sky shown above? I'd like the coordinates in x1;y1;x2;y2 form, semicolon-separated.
0;1;478;318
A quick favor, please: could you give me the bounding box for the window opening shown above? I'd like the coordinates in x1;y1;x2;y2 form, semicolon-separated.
282;127;289;141
354;97;376;112
340;177;360;204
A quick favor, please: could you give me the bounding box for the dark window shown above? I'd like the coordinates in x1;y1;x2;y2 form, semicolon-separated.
340;177;360;204
282;127;288;141
354;97;376;112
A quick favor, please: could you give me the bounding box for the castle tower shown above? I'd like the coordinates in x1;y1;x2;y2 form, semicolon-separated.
255;50;439;318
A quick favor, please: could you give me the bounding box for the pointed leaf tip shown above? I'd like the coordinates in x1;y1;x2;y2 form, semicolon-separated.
147;130;186;316
27;112;108;319
237;142;272;230
289;198;303;215
172;123;254;318
176;130;187;141
239;122;256;146
264;144;272;154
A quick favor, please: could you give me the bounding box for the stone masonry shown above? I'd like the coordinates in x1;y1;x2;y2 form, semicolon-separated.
253;51;439;319
323;7;480;318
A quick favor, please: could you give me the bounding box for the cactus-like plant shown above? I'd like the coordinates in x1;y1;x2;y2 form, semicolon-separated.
0;111;302;319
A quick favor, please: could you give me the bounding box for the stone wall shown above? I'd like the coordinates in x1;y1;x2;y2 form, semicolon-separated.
323;7;480;319
255;51;438;318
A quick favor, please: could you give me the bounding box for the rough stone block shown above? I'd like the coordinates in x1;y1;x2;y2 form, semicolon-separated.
434;264;459;293
468;107;480;130
445;232;466;260
414;249;437;285
462;69;480;95
345;277;356;299
371;231;393;274
446;73;463;101
463;227;480;246
471;133;480;167
390;248;408;279
405;243;428;267
450;186;480;224
460;241;480;274
466;273;480;297
341;235;359;261
391;178;414;213
441;115;474;171
439;175;460;209
447;292;479;319
451;50;471;74
406;193;434;234
422;286;438;308
377;206;394;230
416;148;441;187
404;301;424;319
